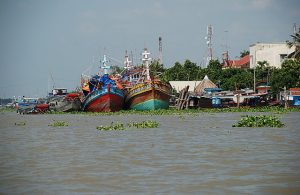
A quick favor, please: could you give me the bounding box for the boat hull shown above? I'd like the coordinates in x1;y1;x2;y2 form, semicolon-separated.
48;94;81;112
126;81;171;110
82;85;124;112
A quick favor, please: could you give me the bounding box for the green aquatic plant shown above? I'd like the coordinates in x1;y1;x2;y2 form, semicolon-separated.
128;120;159;128
46;106;300;116
48;121;69;127
232;115;284;128
96;122;125;131
0;107;16;113
15;121;26;126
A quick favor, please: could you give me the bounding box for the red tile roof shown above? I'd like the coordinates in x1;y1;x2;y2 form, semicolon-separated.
224;55;250;68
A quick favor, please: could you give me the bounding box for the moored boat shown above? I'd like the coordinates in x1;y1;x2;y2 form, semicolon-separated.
48;88;81;112
16;97;49;114
81;55;125;112
125;48;172;110
126;80;171;110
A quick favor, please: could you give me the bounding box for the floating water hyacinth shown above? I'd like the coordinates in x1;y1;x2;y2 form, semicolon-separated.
15;121;26;126
96;120;159;131
96;122;125;131
128;120;159;128
232;115;284;128
35;106;300;116
48;121;69;127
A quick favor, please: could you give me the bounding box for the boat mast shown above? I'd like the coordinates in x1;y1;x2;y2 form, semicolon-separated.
124;50;132;70
142;48;151;81
101;55;111;75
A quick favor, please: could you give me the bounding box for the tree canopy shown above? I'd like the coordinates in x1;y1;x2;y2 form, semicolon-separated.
271;59;300;93
286;27;300;59
159;57;300;95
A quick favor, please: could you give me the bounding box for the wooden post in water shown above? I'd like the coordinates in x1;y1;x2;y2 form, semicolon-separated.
176;86;189;110
176;87;184;109
185;94;190;109
181;86;189;109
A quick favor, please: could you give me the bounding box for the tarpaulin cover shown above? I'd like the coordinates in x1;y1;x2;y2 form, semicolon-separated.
100;74;116;86
293;96;300;106
89;74;116;92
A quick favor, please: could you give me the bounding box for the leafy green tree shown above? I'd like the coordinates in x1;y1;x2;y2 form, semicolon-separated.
271;59;300;93
220;68;253;90
162;62;185;81
149;59;165;77
206;59;222;83
207;59;222;70
255;61;274;84
240;50;250;58
161;58;254;91
183;60;200;80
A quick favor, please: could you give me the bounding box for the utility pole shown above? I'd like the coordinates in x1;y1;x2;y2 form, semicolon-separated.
251;53;256;92
253;66;256;92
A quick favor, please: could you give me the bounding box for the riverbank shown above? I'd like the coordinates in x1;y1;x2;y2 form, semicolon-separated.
0;111;300;194
2;105;300;116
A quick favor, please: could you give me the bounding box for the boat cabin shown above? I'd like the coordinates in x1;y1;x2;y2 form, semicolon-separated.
49;88;68;96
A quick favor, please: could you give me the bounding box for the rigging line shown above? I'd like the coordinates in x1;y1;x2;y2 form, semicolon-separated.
106;56;123;65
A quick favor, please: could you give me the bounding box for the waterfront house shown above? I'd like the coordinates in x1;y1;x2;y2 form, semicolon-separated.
169;81;201;93
249;43;295;68
222;55;250;69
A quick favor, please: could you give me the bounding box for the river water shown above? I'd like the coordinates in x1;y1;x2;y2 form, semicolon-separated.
0;111;300;194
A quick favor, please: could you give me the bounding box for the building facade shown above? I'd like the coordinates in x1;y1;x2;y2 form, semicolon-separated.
249;43;295;69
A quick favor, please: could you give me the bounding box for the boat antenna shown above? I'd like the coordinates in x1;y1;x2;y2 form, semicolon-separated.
130;50;134;66
50;73;55;89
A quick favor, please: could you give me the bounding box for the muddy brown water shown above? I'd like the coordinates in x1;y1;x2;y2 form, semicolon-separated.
0;111;300;194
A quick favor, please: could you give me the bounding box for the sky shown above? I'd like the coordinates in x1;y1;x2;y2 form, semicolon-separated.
0;0;299;98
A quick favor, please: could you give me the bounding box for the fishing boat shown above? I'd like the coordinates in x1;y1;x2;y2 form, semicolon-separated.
81;55;124;112
16;97;49;114
48;88;81;112
125;48;172;110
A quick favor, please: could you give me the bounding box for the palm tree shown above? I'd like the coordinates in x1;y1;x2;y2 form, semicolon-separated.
286;26;300;59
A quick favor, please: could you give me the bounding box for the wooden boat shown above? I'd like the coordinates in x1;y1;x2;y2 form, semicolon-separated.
81;55;124;112
48;88;81;112
16;97;49;114
125;48;171;110
126;80;171;110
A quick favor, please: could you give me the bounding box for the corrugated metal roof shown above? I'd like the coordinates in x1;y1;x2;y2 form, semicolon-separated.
169;81;201;92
